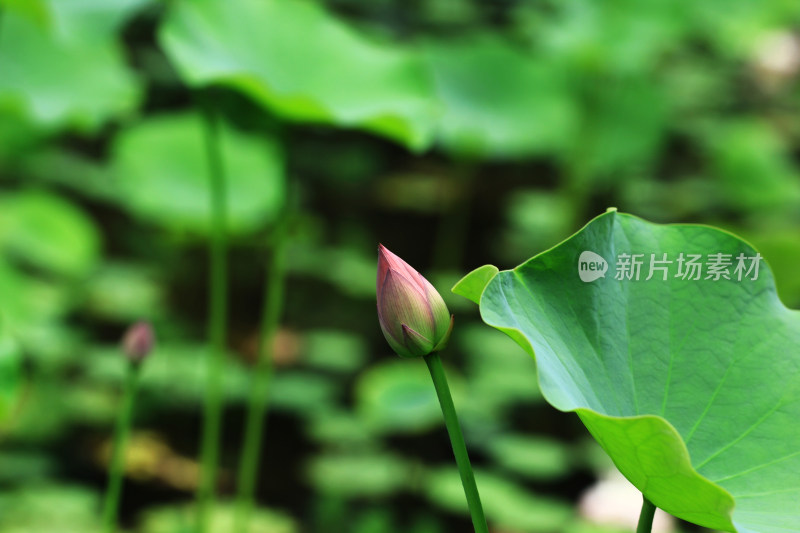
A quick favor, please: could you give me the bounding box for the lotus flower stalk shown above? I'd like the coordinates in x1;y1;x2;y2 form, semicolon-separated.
376;246;487;533
103;321;154;533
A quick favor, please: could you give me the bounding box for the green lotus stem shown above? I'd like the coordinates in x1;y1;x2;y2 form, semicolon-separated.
196;98;229;533
102;362;142;533
424;352;488;533
233;216;288;533
636;497;657;533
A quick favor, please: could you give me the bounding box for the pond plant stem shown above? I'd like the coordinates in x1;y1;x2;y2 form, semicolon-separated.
102;362;142;533
196;98;229;533
637;497;657;533
424;352;489;533
233;216;289;533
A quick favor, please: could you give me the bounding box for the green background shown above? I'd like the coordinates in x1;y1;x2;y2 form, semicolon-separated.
1;0;799;532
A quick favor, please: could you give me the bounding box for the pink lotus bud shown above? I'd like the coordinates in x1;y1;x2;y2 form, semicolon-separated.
121;321;155;364
377;245;454;358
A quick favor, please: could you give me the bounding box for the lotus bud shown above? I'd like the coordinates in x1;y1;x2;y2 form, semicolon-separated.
121;321;155;364
376;244;454;358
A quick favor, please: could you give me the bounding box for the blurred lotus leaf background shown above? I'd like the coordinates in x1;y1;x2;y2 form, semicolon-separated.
0;0;798;532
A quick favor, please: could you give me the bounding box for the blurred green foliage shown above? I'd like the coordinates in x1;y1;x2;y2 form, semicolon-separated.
112;112;285;234
0;320;20;421
0;0;798;531
160;0;438;151
140;503;297;533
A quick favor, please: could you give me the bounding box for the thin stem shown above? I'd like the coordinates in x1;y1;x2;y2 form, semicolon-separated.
196;97;229;533
102;362;142;533
636;497;657;533
424;352;488;533
233;216;289;533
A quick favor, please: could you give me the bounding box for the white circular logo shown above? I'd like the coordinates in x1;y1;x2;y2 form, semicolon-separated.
578;251;608;282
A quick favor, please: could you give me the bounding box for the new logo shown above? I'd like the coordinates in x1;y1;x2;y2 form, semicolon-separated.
578;251;607;283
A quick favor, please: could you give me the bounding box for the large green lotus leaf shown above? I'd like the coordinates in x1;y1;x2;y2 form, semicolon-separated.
0;9;141;132
111;112;285;235
424;35;577;159
158;0;437;151
454;211;800;532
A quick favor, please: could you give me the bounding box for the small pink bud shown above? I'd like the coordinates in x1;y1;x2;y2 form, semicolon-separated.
121;321;155;364
377;245;454;358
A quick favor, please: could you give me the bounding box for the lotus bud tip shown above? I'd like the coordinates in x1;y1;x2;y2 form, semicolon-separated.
122;321;155;364
376;245;453;358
